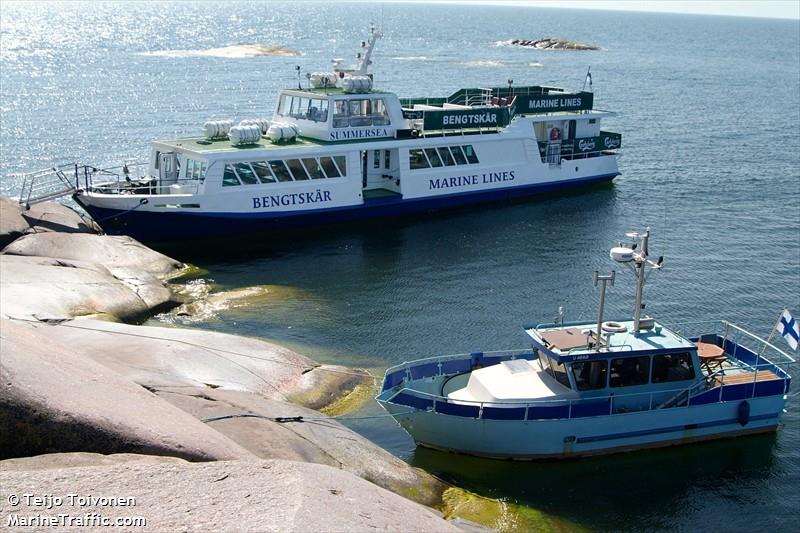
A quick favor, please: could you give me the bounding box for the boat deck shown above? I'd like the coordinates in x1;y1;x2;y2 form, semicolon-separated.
716;369;781;385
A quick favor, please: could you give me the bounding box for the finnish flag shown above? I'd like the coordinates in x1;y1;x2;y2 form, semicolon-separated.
779;309;799;350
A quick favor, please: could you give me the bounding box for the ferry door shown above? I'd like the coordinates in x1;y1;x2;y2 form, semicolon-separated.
158;152;178;186
363;149;400;192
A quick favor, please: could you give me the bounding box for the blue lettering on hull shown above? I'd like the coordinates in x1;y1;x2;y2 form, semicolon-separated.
77;173;617;243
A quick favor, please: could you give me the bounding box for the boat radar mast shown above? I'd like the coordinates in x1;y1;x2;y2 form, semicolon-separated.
332;26;382;76
610;228;664;333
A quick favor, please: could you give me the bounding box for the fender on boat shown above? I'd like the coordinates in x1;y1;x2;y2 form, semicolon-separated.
738;400;750;426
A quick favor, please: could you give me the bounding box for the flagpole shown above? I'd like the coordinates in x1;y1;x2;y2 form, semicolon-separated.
759;306;786;356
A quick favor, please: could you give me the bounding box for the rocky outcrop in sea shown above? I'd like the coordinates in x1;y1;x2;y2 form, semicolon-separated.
0;198;502;532
510;37;600;50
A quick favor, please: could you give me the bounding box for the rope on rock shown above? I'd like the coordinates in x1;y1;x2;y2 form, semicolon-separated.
201;411;415;424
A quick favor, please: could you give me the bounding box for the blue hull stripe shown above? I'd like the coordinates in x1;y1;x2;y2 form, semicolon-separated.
76;173;617;242
575;413;779;444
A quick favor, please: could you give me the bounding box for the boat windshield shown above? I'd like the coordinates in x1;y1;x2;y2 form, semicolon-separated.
541;355;571;389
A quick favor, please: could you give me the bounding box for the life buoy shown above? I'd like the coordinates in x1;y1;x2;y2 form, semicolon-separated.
602;321;627;333
410;129;419;138
549;127;561;141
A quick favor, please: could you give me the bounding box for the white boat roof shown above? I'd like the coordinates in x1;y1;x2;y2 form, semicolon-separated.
447;359;577;403
525;319;696;362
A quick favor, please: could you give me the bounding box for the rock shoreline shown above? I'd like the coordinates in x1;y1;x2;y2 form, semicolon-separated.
0;199;497;531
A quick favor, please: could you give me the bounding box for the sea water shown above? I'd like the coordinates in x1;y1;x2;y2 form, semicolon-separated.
2;2;798;531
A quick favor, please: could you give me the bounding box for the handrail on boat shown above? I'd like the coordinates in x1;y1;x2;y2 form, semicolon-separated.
384;355;792;421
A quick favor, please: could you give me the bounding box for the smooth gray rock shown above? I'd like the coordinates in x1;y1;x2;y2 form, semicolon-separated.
155;387;447;507
2;233;185;278
0;452;186;472
22;201;97;234
0;458;462;532
0;319;255;461
34;319;371;404
0;197;28;247
0;255;178;321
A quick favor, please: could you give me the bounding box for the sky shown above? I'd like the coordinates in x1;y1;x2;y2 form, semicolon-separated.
396;1;800;20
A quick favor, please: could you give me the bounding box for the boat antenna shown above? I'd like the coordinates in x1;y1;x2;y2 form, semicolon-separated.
592;271;615;347
355;25;382;76
295;65;302;89
582;66;592;92
610;228;664;333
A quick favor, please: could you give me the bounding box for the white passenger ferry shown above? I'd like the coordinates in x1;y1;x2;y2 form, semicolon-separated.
19;29;621;242
377;229;795;459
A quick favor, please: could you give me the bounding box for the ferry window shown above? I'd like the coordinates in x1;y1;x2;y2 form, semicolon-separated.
548;358;571;389
185;159;195;179
373;149;381;169
154;151;160;169
438;147;456;166
333;100;348;128
333;156;347;176
268;160;293;182
409;149;429;170
199;162;207;180
285;159;309;180
589;119;596;124
384;150;391;168
349;99;372;127
302;158;325;179
573;360;608;390
652;352;696;383
463;145;479;164
222;164;241;187
251;161;276;183
320;156;340;178
610;356;650;387
278;95;290;116
425;148;443;167
234;163;259;185
371;99;390;126
450;146;468;165
308;99;328;122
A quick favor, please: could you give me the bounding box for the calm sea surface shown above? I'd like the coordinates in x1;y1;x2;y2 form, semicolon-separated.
2;2;799;531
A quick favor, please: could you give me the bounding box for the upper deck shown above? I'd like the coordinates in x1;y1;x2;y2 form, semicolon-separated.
526;319;697;363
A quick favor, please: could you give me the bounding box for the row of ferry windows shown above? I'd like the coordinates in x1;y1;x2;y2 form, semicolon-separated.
222;156;347;187
544;352;696;391
408;145;479;170
333;99;389;128
277;96;330;123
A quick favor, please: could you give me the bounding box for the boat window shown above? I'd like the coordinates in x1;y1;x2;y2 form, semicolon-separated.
373;149;381;169
333;100;348;128
573;360;608;390
548;358;571;389
463;145;479;164
278;95;290;116
302;158;325;179
222;164;241;187
320;156;340;178
349;99;372;127
154;151;160;170
371;98;390;126
285;159;309;180
199;162;207;180
384;149;391;168
307;99;329;122
409;149;429;170
251;161;276;183
269;160;293;182
652;352;696;383
333;156;347;176
425;148;443;167
234;163;259;184
450;146;468;165
610;356;650;387
438;147;456;166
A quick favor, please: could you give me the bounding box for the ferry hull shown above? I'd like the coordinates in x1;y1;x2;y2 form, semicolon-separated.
75;172;616;242
379;397;784;460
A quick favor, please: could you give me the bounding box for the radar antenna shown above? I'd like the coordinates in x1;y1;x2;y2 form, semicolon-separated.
609;227;664;333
